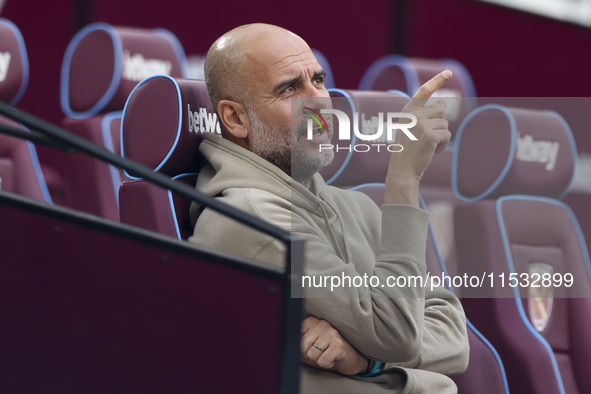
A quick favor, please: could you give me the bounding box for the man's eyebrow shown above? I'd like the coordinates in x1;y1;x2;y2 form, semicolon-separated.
313;70;327;80
273;75;302;94
272;70;327;94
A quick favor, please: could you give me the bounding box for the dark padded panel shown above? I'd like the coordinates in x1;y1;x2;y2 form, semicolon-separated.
0;194;295;393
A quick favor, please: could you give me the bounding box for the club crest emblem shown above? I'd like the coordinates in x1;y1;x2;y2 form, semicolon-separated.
527;262;554;332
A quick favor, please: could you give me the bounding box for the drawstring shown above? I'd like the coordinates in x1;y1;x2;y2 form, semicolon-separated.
318;192;353;264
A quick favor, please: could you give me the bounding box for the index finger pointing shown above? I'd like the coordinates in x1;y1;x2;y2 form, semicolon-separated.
410;69;453;107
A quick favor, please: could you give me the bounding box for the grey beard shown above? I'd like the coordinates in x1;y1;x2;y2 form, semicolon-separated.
247;106;334;182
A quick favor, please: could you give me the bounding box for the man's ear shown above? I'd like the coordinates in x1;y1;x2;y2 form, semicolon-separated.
217;100;250;139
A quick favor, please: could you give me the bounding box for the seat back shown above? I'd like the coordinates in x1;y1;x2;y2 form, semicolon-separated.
348;183;509;393
321;88;464;273
453;104;591;393
0;18;28;106
319;88;410;186
419;148;462;275
119;76;216;239
360;56;479;276
358;55;476;137
311;48;335;89
61;22;188;119
55;23;188;220
322;88;509;392
0;18;52;203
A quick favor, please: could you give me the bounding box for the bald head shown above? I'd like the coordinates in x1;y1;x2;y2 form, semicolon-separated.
203;24;331;183
204;24;309;119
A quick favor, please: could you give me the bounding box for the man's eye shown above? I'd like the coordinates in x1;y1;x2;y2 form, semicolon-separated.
314;76;325;85
282;85;295;94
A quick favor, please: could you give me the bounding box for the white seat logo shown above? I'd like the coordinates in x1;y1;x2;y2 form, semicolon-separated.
515;133;560;171
187;104;221;134
0;51;11;82
122;51;172;82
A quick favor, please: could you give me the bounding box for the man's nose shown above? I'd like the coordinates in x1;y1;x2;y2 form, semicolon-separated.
301;85;331;110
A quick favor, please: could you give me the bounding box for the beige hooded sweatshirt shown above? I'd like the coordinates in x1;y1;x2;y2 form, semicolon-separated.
189;133;469;393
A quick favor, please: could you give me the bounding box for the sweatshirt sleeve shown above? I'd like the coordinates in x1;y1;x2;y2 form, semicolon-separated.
293;205;418;362
383;286;469;375
294;204;463;363
415;286;469;375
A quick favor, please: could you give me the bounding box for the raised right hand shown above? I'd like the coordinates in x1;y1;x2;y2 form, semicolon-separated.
384;70;453;206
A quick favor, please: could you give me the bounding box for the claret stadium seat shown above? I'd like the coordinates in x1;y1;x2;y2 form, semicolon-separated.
52;22;188;220
320;88;411;186
321;87;461;275
0;18;52;203
119;76;214;239
349;183;510;394
320;88;509;393
311;48;335;89
322;88;460;274
452;104;591;393
358;54;476;137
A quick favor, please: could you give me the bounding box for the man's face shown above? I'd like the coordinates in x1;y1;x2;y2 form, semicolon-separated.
242;33;334;180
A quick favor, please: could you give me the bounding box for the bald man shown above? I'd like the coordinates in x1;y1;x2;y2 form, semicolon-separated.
189;24;469;393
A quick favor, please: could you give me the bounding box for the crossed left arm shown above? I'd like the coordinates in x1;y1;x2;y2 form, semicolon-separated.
301;286;469;377
301;315;369;376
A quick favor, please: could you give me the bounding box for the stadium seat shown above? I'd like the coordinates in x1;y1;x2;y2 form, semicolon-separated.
319;88;509;393
119;76;213;239
452;104;591;393
0;18;52;203
54;22;188;220
320;88;410;186
417;149;460;271
311;48;335;89
348;184;510;393
322;88;463;272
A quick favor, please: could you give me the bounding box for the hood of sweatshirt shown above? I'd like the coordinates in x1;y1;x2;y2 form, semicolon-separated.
192;132;328;218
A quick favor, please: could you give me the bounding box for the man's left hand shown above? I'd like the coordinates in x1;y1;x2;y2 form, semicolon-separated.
301;316;370;376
